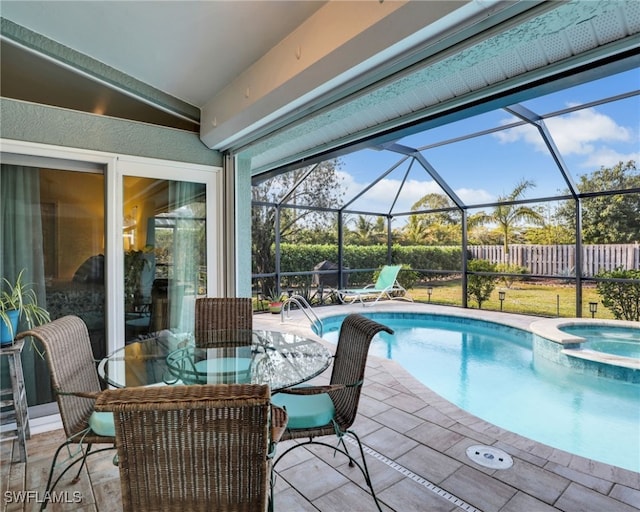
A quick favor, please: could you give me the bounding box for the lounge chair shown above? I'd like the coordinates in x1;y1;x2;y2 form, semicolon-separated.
337;264;413;306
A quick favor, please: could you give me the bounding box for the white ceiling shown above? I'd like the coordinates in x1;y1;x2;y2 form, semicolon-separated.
1;0;326;106
5;0;465;147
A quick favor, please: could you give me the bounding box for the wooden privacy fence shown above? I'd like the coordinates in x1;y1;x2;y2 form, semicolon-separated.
468;244;640;277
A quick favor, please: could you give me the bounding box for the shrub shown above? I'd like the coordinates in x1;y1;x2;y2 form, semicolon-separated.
467;259;498;309
495;263;529;289
392;245;463;271
596;268;640;321
278;243;464;287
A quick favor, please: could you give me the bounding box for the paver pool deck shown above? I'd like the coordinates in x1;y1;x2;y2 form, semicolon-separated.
2;302;639;511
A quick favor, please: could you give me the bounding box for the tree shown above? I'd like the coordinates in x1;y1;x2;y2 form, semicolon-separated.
467;225;503;246
524;224;574;245
252;159;345;291
524;202;574;244
470;179;544;253
556;161;639;244
403;213;430;244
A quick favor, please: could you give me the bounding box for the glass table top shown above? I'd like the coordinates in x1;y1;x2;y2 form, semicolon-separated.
98;329;332;392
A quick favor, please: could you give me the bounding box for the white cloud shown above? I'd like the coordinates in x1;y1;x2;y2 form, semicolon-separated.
545;109;631;154
495;107;632;156
335;171;364;203
337;172;494;216
456;188;494;205
581;147;640;169
493;122;538;145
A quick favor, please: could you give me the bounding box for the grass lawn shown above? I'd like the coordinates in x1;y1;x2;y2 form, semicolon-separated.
410;280;615;319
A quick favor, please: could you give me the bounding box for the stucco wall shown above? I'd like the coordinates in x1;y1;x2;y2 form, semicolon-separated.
0;98;221;166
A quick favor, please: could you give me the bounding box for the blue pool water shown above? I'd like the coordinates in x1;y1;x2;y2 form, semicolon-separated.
561;325;640;359
319;313;640;472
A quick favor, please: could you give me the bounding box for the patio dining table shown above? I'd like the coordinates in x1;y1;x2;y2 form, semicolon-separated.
98;329;332;392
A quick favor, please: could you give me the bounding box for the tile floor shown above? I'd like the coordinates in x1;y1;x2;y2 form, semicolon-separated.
2;303;639;511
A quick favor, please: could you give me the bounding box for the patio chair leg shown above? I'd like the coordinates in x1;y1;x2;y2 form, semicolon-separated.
337;435;355;467
268;468;275;512
340;430;383;511
41;440;91;510
40;441;68;511
71;443;92;483
40;442;113;511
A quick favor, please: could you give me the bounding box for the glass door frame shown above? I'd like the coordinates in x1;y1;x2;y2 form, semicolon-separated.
111;156;223;354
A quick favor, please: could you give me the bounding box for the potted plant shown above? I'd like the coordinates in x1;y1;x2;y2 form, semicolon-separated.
264;289;285;314
124;246;154;312
1;269;51;345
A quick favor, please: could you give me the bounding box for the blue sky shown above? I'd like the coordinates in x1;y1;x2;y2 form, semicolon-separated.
336;68;639;217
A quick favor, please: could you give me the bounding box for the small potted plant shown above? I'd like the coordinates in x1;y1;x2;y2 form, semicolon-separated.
264;289;285;314
1;269;51;345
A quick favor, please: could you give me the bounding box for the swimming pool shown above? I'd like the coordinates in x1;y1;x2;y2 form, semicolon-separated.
318;312;640;473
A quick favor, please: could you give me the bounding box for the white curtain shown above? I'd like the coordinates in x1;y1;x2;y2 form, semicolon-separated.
168;181;201;333
1;164;51;404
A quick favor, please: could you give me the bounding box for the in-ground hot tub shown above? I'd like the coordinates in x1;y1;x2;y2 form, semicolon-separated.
562;324;640;359
530;318;640;383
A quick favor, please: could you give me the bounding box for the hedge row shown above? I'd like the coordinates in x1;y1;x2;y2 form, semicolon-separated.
279;243;463;285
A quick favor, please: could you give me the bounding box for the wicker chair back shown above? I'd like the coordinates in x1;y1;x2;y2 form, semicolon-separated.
96;384;272;512
194;297;253;347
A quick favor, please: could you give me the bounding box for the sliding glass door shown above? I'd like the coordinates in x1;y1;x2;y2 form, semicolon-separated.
1;148;222;411
1;162;106;407
122;176;208;342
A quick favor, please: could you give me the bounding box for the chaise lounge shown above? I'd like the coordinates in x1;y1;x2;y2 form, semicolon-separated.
337;264;413;306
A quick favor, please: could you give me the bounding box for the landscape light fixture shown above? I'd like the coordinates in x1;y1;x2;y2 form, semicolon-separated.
498;291;506;311
589;302;598;318
427;286;433;302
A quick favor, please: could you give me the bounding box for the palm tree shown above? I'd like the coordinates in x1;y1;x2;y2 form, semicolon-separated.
470;179;544;253
403;214;429;244
404;193;460;244
348;215;385;245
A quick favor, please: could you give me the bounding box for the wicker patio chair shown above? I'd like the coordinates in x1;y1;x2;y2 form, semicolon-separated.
271;313;393;511
16;316;115;510
194;297;253;345
191;298;255;383
95;383;288;512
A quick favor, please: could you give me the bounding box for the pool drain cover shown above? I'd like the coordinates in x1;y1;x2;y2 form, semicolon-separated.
466;445;513;469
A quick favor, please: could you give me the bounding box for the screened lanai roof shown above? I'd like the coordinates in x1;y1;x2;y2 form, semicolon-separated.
254;68;638;218
245;0;639;193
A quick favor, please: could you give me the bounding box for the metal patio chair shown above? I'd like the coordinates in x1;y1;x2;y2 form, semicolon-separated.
272;313;393;511
95;383;288;512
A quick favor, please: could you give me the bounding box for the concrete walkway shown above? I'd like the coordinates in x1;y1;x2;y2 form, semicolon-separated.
2;303;639;511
